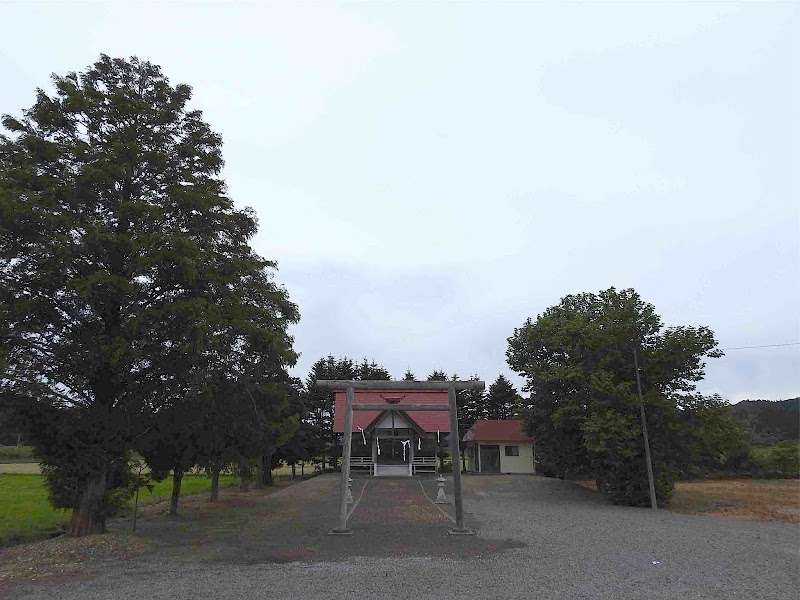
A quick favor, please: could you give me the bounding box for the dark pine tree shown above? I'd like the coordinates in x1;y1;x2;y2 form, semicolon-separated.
426;369;448;381
356;358;392;381
485;374;519;420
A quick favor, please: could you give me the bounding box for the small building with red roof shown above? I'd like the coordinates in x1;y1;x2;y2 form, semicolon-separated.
332;390;450;476
463;419;536;474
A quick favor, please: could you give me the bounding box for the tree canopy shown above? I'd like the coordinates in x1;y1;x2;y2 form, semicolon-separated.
506;287;735;506
729;398;800;445
0;55;298;534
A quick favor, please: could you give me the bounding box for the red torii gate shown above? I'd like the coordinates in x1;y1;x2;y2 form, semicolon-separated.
317;379;485;536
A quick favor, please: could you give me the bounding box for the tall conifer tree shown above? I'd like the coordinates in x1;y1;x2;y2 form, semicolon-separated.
0;56;298;534
484;374;518;420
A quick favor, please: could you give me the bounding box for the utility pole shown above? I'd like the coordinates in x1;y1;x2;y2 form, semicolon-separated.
633;346;658;510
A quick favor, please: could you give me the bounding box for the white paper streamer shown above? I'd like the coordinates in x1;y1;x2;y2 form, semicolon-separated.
401;439;411;462
437;430;440;443
358;426;366;445
376;437;381;456
417;438;421;450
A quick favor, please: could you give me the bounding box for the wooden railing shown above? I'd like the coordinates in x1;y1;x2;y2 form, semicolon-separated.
349;456;374;474
412;456;437;474
349;456;437;476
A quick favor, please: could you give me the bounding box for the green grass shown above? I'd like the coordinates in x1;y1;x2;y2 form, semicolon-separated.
0;475;70;545
0;446;35;461
0;473;238;546
135;474;238;507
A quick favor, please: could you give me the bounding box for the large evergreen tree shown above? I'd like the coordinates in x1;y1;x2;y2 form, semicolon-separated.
452;372;481;434
0;55;298;534
483;374;518;420
274;377;315;480
507;287;724;506
453;373;483;471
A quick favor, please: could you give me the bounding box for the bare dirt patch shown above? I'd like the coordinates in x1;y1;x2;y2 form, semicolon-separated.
0;532;150;592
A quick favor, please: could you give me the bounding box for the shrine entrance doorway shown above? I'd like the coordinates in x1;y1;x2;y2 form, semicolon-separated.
378;437;411;465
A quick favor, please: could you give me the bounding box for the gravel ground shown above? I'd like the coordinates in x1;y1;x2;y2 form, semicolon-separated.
3;474;798;600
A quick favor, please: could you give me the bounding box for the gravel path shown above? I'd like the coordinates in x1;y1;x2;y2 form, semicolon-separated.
4;474;797;599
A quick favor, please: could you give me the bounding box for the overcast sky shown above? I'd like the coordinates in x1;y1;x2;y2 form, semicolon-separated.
2;2;798;402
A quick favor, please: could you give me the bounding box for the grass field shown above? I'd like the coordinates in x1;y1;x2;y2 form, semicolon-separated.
0;462;302;476
0;476;70;545
0;446;34;461
578;478;800;522
0;460;308;546
0;473;239;545
669;479;800;522
0;463;41;474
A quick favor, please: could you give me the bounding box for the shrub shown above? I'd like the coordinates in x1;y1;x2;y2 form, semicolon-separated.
599;460;676;507
758;441;800;478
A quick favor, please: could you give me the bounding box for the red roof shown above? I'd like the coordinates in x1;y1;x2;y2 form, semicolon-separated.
333;390;450;433
463;420;533;442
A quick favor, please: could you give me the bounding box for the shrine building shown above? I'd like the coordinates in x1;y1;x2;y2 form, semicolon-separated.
332;389;450;476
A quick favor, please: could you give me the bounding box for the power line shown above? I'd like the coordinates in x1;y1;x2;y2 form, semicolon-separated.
719;342;800;351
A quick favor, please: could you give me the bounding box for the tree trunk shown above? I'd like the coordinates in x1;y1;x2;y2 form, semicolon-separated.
169;470;183;516
262;452;273;486
69;469;108;537
254;458;265;490
291;463;296;480
239;458;250;492
209;468;220;502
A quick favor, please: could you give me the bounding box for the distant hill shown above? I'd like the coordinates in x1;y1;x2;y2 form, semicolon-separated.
729;398;799;445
